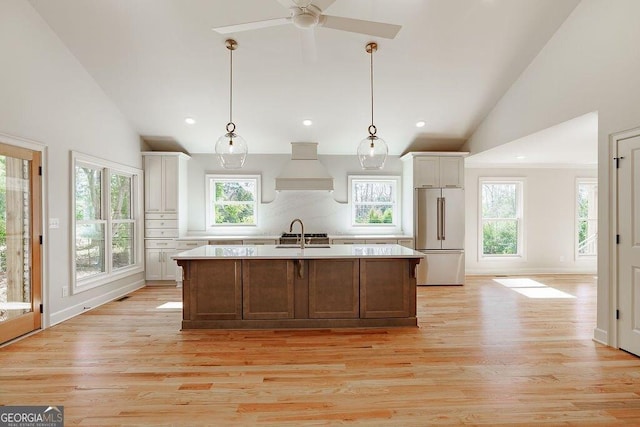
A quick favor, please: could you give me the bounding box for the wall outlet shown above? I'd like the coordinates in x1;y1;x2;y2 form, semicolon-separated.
62;287;68;297
49;218;60;229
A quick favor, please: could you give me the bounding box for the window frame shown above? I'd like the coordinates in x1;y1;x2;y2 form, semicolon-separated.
575;177;598;259
71;152;143;294
348;175;401;227
205;174;260;228
478;178;525;259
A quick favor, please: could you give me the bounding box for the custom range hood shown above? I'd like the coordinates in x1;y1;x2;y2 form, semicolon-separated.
275;142;334;191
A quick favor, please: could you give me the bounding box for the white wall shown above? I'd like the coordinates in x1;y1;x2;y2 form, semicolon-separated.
0;1;144;325
462;0;640;344
185;153;407;236
465;167;597;275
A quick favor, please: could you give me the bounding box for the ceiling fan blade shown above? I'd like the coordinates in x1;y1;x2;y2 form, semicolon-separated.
300;28;318;63
319;15;401;39
311;0;336;12
276;0;299;9
212;17;290;34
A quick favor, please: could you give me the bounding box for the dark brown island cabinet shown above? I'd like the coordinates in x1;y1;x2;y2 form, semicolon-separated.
175;247;422;329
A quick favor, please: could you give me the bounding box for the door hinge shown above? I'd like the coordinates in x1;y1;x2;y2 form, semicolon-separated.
38;166;42;176
39;304;43;314
614;156;625;168
616;309;620;320
616;234;620;244
39;235;43;245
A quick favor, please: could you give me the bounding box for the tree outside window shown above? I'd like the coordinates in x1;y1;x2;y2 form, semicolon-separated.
480;180;523;256
207;176;258;226
73;152;142;293
111;173;134;269
350;177;399;226
75;164;106;279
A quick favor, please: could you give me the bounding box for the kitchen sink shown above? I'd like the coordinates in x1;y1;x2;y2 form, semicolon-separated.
275;244;331;249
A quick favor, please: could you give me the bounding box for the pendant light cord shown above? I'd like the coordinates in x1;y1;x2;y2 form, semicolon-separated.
370;47;374;130
229;45;233;126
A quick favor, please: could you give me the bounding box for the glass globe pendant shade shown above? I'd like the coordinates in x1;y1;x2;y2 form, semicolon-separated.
215;126;247;169
357;134;388;170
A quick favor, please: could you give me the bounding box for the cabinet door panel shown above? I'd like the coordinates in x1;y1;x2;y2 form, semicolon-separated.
162;156;178;212
162;250;178;281
145;248;163;280
439;157;463;188
360;259;416;318
414;156;439;188
242;260;294;319
190;260;242;320
144;156;163;212
308;259;359;319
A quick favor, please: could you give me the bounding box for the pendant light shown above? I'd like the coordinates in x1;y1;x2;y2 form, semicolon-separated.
215;39;248;169
357;42;388;170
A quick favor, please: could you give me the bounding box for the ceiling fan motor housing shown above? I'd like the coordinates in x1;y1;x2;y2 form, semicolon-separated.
291;5;320;29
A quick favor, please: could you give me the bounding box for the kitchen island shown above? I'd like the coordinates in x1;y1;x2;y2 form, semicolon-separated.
173;244;422;329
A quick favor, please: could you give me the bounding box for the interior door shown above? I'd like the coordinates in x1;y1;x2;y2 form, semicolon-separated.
0;142;42;344
617;134;640;356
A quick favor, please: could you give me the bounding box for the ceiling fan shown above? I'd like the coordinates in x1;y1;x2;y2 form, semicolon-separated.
211;0;402;39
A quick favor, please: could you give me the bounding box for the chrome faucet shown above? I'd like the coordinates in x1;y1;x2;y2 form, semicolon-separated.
289;218;305;249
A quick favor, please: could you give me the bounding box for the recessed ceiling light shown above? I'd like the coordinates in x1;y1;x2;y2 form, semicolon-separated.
516;155;526;160
185;117;196;125
415;121;426;128
302;119;313;126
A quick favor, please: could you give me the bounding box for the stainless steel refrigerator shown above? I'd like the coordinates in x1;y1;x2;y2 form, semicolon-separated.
415;188;465;285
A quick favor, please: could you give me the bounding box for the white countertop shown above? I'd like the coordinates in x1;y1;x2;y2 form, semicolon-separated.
172;244;423;260
175;234;413;241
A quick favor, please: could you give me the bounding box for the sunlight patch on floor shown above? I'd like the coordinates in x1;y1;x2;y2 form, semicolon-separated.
493;278;576;299
156;301;183;309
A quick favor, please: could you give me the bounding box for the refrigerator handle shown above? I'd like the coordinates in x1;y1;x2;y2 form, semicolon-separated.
437;197;443;240
441;197;446;240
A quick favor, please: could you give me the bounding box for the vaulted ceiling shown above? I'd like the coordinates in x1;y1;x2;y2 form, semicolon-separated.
29;0;580;156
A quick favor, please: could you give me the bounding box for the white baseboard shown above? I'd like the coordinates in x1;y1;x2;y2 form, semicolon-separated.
592;328;609;346
49;279;145;326
464;267;598;276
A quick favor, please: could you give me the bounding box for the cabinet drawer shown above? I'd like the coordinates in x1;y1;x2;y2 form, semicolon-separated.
243;239;277;245
176;240;207;250
366;239;398;244
145;228;178;238
209;239;243;245
331;239;365;244
145;219;178;229
145;213;178;220
145;239;176;249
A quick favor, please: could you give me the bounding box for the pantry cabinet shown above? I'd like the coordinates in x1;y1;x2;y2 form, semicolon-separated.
142;152;190;282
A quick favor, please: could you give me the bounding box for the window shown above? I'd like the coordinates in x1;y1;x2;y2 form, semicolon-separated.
479;179;524;257
576;178;597;257
73;152;142;293
349;176;400;226
206;175;259;227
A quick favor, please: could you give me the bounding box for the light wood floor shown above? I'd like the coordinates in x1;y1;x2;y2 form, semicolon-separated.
2;275;639;426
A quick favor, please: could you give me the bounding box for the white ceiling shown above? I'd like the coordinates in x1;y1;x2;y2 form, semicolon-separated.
465;111;598;167
29;0;582;157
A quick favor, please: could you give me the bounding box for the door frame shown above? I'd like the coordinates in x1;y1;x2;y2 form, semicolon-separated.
0;132;47;338
609;126;640;349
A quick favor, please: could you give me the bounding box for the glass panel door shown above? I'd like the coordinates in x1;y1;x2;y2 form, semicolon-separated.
0;142;41;344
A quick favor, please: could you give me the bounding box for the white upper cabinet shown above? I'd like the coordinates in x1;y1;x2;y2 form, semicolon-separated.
438;156;464;188
412;155;465;188
144;153;184;213
413;157;440;188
